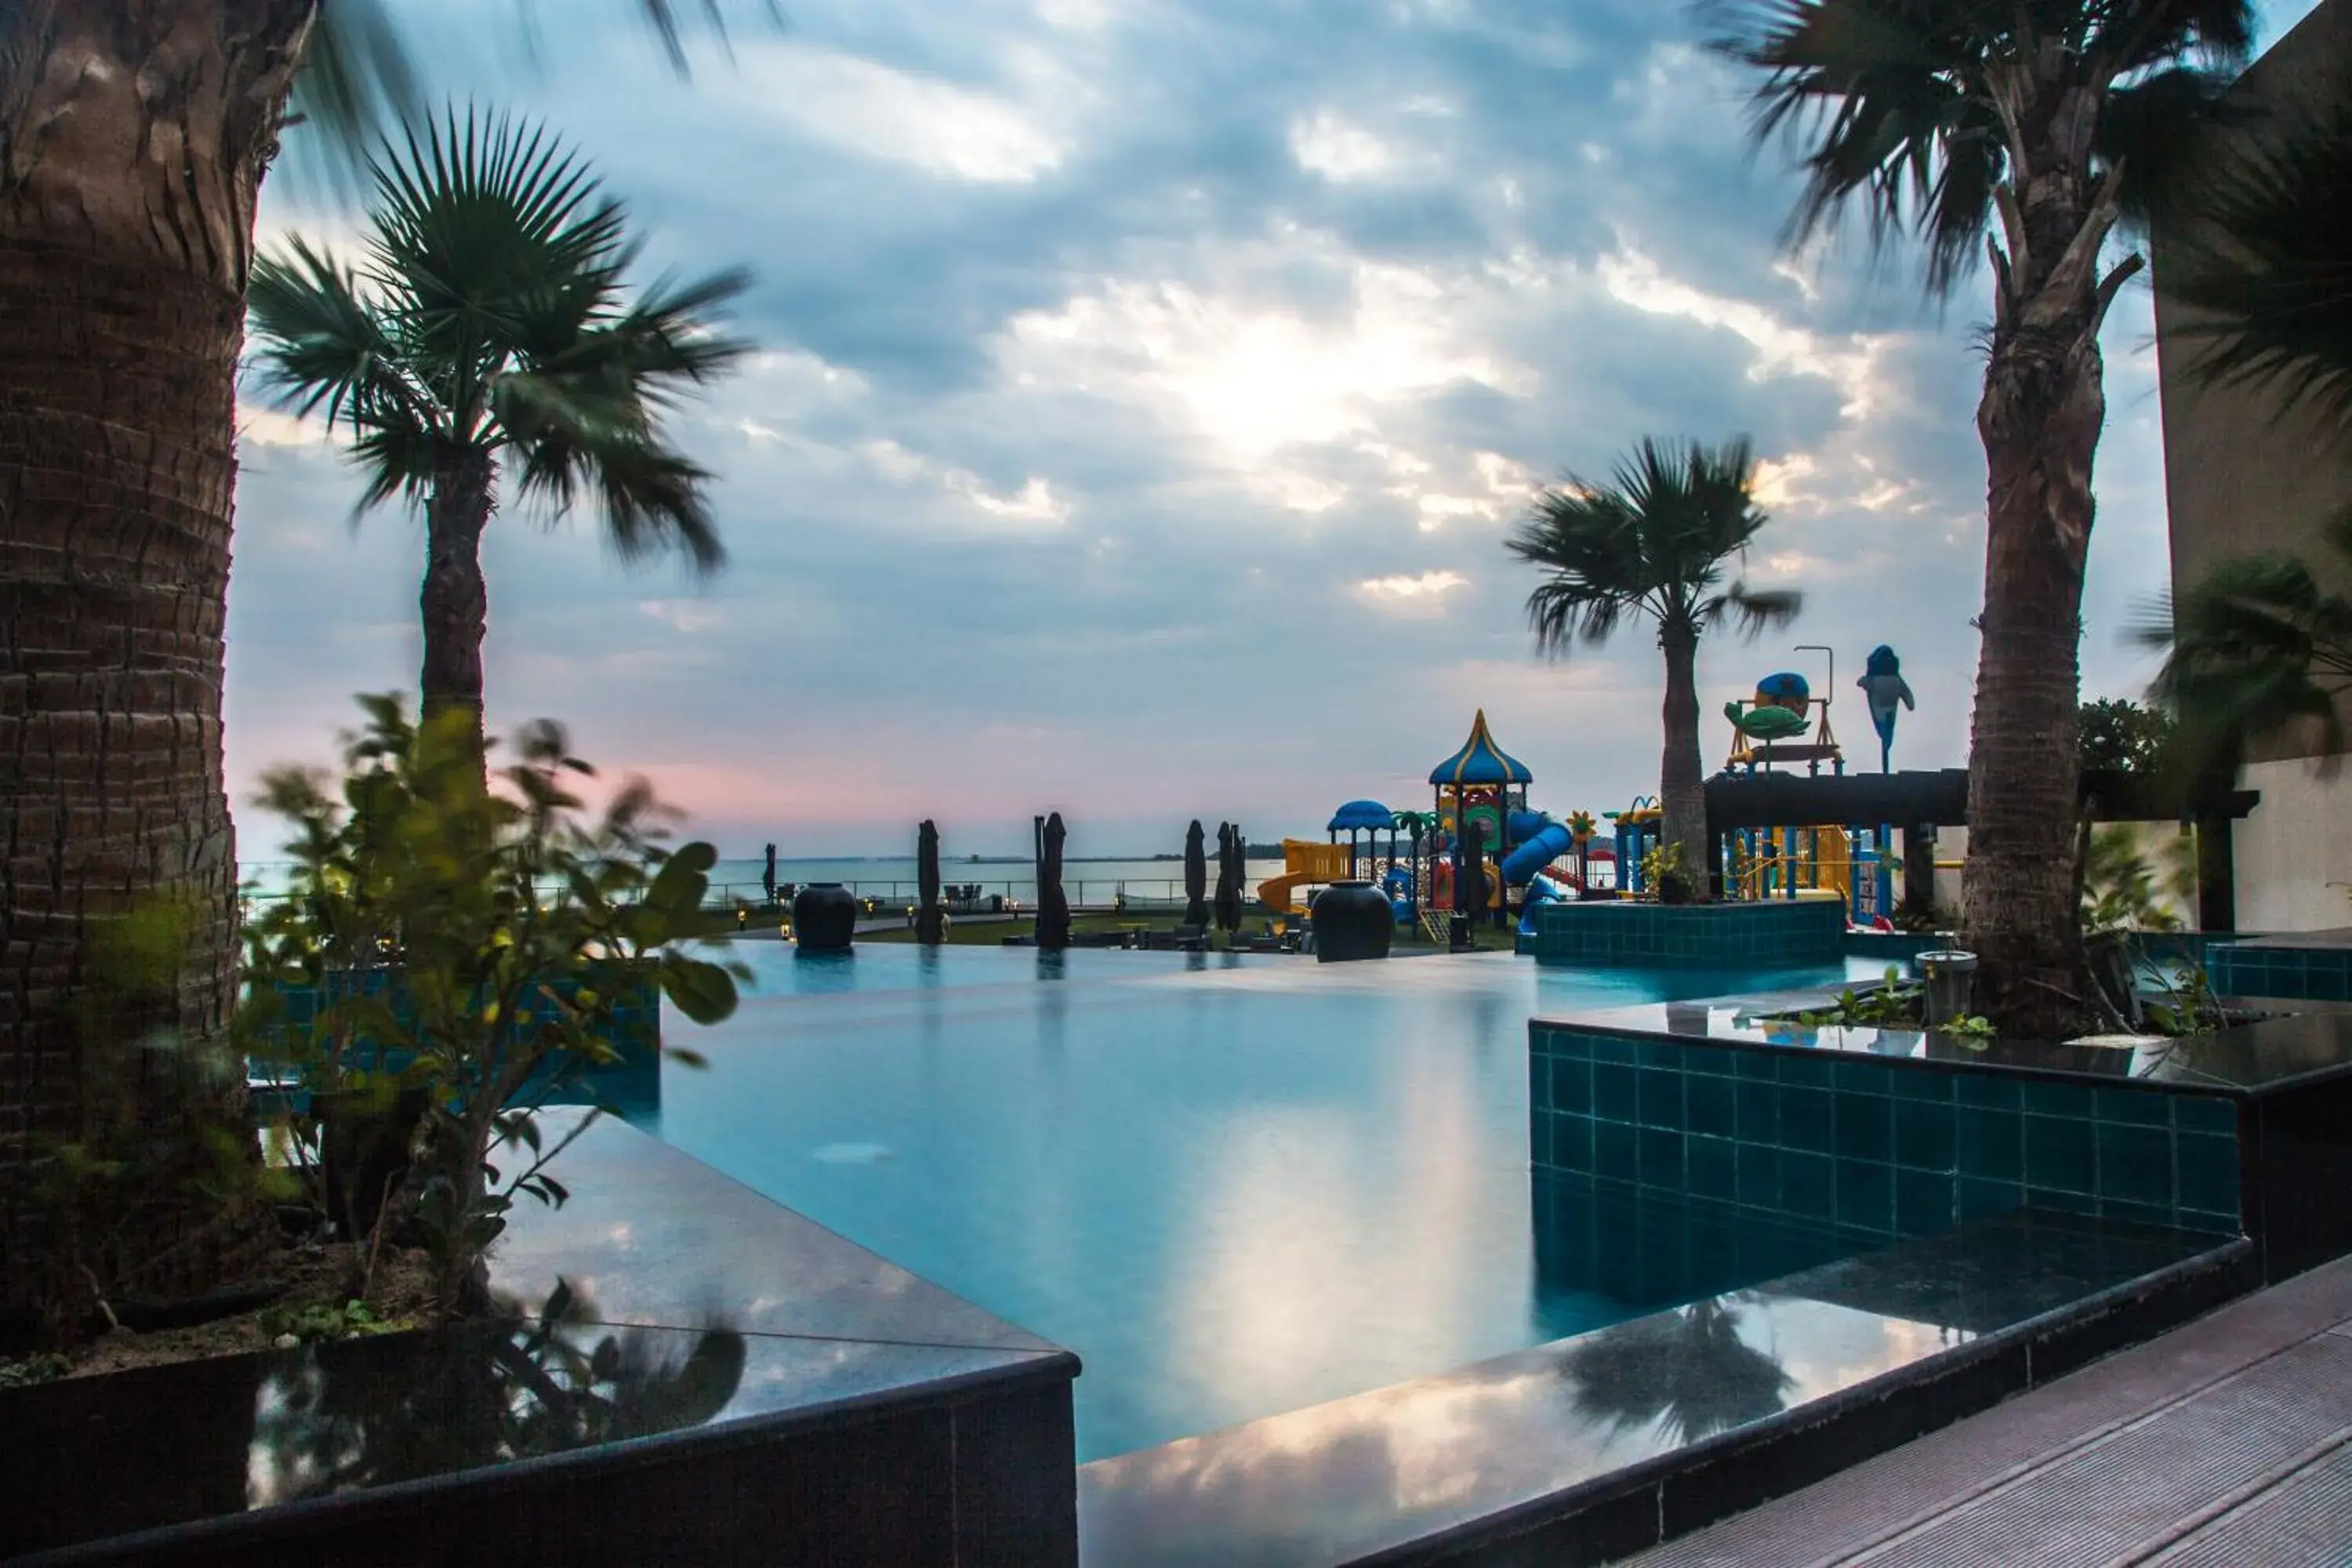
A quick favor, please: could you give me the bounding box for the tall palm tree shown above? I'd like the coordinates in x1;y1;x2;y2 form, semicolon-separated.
246;110;750;753
1506;437;1802;901
0;2;756;1332
1705;1;2253;1032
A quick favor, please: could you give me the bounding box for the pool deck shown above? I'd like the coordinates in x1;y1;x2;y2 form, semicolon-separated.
1621;1252;2352;1566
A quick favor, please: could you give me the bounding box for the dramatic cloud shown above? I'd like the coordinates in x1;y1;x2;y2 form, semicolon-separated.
224;0;2325;857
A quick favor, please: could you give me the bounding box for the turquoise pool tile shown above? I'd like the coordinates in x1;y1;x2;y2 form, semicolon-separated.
2096;1123;2175;1207
1956;1108;2024;1181
2176;1096;2238;1135
1595;1119;1638;1179
1552;1113;1595;1174
1688;1134;1737;1202
2022;1080;2095;1120
1735;1080;1780;1144
1895;1168;1955;1236
1835;1092;1893;1163
1548;1031;1592;1062
1638;1127;1686;1191
2178;1207;2242;1236
1736;1142;1780;1207
1553;1059;1593;1116
1636;1069;1685;1131
1733;1050;1779;1081
1782;1151;1835;1221
1530;1054;1551;1113
1594;1064;1638;1122
2100;1197;2173;1229
1958;1176;2024;1221
1685;1045;1738;1077
2094;1088;2171;1127
1892;1069;1955;1102
1779;1087;1835;1154
2025;1116;2095;1193
1955;1073;2023;1111
1686;1074;1736;1138
2176;1132;2241;1218
1893;1099;1957;1172
1834;1159;1893;1233
1635;1039;1683;1070
1780;1054;1836;1089
1592;1036;1640;1067
1834;1059;1891;1097
2027;1185;2097;1216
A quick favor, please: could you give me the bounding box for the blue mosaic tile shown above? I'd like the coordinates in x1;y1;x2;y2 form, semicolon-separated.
2096;1123;2175;1208
1958;1177;2024;1221
2094;1088;2172;1127
1593;1064;1638;1122
1896;1169;1955;1236
1781;1151;1835;1221
1957;1108;2024;1182
1955;1073;2023;1111
1835;1092;1893;1163
1688;1134;1737;1203
1780;1087;1835;1154
2176;1132;2241;1219
2176;1095;2238;1135
1552;1059;1592;1116
1635;1068;1684;1130
1893;1099;1957;1173
2022;1079;2095;1120
1686;1074;1737;1138
1835;1159;1893;1233
2025;1115;2095;1192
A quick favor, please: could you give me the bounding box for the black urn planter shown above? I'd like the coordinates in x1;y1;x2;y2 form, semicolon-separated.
793;883;858;952
1312;881;1393;963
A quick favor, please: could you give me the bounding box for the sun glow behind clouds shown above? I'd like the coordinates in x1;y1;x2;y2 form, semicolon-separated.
1358;571;1469;615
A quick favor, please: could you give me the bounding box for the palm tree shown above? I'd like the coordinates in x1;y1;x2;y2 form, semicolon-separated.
2139;510;2352;768
0;2;756;1332
1506;437;1802;901
247;110;750;753
1705;2;2253;1032
2156;93;2352;429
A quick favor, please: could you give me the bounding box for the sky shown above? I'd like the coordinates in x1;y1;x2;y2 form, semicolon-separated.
227;0;2328;859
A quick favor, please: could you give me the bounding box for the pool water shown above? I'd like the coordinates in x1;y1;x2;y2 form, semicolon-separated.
636;944;1883;1460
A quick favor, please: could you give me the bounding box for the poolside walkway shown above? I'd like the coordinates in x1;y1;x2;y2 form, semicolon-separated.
1621;1253;2352;1566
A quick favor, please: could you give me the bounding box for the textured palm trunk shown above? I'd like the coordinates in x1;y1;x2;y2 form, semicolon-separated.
1658;623;1709;903
0;1;313;1337
1962;54;2139;1036
419;452;495;759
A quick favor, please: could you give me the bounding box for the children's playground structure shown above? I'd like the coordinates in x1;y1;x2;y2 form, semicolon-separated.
1261;637;2265;945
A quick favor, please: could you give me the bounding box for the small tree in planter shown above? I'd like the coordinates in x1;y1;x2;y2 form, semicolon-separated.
238;696;746;1316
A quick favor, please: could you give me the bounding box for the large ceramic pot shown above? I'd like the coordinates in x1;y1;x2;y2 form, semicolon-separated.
1312;880;1393;963
793;883;858;952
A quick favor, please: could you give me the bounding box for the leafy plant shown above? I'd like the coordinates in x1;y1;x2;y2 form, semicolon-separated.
2144;962;2228;1037
2081;825;2194;936
237;696;748;1316
0;1352;71;1388
1639;839;1690;903
262;1298;407;1345
1937;1016;1999;1044
2078;699;2178;775
1796;968;1925;1029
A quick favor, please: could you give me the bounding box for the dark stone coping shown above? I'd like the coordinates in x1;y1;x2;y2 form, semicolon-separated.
1076;1210;2252;1568
1534;988;2352;1099
3;1111;1079;1566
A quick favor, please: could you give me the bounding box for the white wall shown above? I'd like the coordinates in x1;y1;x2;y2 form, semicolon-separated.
2233;758;2352;932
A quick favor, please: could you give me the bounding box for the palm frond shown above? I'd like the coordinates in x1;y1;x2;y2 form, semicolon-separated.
1704;0;2254;296
1508;434;1794;655
2158;93;2352;432
247;236;419;433
2148;535;2352;766
1707;581;1807;639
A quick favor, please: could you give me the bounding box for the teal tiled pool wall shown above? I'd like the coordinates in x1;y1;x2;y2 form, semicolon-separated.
2209;942;2352;1003
1530;1025;2244;1241
1523;898;1845;967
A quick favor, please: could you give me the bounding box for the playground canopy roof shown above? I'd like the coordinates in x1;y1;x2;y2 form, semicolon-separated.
1327;800;1396;831
1428;709;1533;787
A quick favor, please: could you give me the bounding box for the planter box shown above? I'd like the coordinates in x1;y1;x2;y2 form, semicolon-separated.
3;1113;1078;1567
1524;898;1846;968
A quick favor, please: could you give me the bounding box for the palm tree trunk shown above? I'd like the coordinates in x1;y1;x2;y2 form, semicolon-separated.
0;1;312;1338
1659;622;1708;903
1962;67;2137;1036
420;452;496;757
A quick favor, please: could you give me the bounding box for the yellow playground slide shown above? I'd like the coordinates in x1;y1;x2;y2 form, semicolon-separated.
1258;839;1352;915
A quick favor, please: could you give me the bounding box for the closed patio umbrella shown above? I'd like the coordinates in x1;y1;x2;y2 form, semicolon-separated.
762;842;777;906
916;820;944;946
1214;822;1242;933
1183;820;1209;927
1038;811;1071;951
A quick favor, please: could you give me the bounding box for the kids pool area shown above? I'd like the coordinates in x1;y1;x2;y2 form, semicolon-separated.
628;943;1892;1460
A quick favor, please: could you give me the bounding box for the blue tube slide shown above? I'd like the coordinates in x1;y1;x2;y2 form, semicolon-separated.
1500;818;1573;884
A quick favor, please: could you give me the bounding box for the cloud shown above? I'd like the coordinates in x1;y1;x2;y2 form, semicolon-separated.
1357;570;1469;615
722;42;1065;184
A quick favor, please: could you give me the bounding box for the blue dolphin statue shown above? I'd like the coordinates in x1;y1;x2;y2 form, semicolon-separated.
1857;645;1915;772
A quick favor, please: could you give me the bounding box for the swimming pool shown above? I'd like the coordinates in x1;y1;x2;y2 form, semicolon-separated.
634;944;1886;1460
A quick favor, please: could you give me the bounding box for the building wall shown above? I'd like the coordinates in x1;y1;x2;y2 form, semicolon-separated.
2233;759;2352;932
2155;0;2352;924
